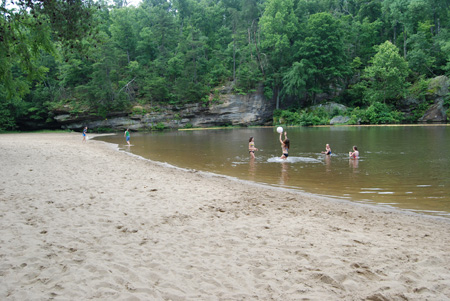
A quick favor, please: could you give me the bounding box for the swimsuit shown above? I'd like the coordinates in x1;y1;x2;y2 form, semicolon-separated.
282;147;289;158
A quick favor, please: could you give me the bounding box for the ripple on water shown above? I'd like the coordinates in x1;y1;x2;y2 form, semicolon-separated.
267;157;322;163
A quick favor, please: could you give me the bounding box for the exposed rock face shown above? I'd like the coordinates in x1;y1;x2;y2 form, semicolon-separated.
53;85;274;131
419;76;449;123
330;116;350;125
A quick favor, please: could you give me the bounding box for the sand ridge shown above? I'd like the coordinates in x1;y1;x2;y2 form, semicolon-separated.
0;132;449;300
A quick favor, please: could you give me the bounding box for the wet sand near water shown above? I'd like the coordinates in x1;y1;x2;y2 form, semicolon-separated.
0;133;449;300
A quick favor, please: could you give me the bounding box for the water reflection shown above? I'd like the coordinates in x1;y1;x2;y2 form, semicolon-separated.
248;157;256;180
349;158;359;171
324;154;331;172
280;162;289;185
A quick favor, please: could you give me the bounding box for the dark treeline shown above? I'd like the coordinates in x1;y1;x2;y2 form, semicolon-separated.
1;0;450;130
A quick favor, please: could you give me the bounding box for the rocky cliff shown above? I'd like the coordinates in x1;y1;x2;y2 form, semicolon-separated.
51;84;275;132
418;76;449;123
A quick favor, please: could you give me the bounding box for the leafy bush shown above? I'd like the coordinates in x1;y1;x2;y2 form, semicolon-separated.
153;122;166;131
273;108;329;126
444;93;450;119
95;127;114;133
342;103;404;124
346;107;364;125
408;100;433;123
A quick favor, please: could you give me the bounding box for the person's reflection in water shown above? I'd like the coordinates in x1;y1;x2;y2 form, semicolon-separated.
325;154;331;172
349;157;359;172
280;162;290;185
248;157;256;180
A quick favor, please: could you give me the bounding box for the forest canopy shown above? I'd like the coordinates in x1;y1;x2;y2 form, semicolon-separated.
1;0;450;130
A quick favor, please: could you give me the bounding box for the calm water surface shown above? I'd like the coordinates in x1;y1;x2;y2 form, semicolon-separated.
97;126;450;217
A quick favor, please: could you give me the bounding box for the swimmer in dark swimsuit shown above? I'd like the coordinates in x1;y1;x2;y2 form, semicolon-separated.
248;137;258;159
279;131;290;160
321;144;331;155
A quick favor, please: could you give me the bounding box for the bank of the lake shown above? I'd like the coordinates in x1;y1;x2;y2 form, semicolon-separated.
100;125;450;217
1;133;449;300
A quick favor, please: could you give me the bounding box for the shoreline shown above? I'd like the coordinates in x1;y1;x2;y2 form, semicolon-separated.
1;132;449;300
114;139;450;221
108;134;450;220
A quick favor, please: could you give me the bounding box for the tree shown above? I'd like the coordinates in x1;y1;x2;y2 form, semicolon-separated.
0;0;99;98
296;12;350;103
260;0;299;108
363;40;409;104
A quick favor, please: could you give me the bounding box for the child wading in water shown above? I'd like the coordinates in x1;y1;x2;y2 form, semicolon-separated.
124;128;131;146
279;131;290;160
321;144;332;155
248;137;258;159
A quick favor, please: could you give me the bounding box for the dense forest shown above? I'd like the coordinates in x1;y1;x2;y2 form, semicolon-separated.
1;0;450;130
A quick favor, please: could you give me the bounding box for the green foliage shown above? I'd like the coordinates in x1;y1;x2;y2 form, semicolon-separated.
274;102;404;127
273;107;329;126
346;102;404;124
2;0;450;130
361;102;404;124
444;93;450;119
363;41;410;104
295;12;350;103
94;127;114;133
408;77;429;101
153;122;166;131
409;100;433;123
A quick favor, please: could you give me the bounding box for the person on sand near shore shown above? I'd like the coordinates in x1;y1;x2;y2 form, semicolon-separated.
124;128;131;146
321;144;332;155
279;131;290;160
248;137;258;159
82;126;88;143
349;145;359;159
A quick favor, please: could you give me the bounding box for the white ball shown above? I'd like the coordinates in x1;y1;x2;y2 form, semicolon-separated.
277;126;283;133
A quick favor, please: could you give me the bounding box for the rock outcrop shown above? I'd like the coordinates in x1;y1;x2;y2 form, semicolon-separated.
51;84;275;131
418;76;449;123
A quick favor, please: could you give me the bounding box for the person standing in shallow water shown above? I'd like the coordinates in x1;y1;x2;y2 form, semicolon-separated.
248;137;258;159
279;131;289;160
124;128;131;146
349;145;359;159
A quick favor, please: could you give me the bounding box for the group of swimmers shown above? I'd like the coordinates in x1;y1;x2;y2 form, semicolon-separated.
248;131;359;160
84;126;358;159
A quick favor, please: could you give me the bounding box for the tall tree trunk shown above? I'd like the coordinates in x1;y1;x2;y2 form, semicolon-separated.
403;26;407;58
276;87;280;109
393;23;397;43
233;30;236;85
253;20;265;78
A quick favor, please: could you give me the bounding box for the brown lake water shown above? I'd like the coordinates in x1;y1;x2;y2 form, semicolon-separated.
97;125;450;217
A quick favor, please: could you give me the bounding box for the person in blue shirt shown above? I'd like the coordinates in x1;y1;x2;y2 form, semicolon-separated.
82;126;88;143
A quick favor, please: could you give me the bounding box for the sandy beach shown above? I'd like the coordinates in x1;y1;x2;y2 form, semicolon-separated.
1;132;449;300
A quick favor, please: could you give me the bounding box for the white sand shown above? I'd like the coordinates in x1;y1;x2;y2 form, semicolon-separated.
1;132;449;300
